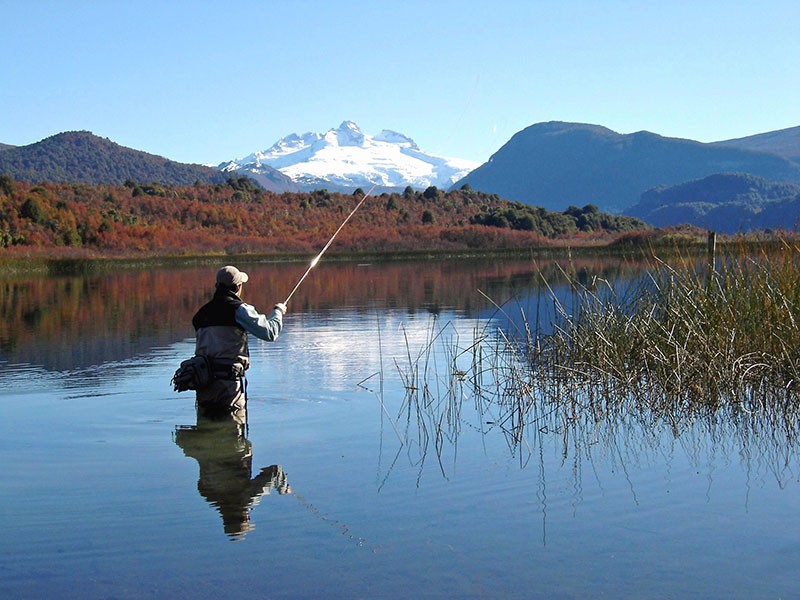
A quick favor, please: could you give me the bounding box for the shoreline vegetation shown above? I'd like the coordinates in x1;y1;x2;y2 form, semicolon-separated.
0;236;794;276
3;168;799;464
1;174;797;275
5;172;800;421
371;242;800;477
391;241;800;461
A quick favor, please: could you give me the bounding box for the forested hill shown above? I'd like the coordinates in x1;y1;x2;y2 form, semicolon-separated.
0;176;646;255
453;121;800;213
0;131;231;186
626;173;800;233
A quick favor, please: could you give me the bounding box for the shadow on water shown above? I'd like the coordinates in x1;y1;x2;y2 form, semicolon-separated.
173;405;290;540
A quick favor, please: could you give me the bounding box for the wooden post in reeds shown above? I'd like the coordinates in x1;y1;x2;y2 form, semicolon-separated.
707;230;717;289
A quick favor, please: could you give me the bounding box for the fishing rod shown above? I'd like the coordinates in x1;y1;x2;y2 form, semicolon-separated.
283;184;377;306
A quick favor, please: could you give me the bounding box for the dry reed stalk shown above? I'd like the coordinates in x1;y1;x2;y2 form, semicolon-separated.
378;243;800;480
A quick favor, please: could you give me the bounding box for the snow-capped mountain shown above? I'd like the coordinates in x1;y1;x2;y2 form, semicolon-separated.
218;121;480;193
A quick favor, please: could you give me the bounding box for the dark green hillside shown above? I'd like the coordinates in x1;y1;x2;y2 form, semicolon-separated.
0;131;231;186
470;200;644;236
453;122;800;213
626;173;800;232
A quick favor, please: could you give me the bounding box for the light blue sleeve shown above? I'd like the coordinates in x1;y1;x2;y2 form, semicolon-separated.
235;303;283;341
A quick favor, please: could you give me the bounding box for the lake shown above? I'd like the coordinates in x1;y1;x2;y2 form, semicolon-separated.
1;256;798;599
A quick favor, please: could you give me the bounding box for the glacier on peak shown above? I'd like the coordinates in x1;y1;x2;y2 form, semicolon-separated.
220;121;480;193
336;125;365;147
373;129;418;149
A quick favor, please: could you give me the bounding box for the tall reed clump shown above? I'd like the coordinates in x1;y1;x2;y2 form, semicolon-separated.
526;242;800;418
377;243;800;476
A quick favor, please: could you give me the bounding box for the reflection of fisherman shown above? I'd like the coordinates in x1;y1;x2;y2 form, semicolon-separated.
174;410;291;538
192;265;286;416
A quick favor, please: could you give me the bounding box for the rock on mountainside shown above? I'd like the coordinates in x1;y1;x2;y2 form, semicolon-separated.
219;121;480;193
451;121;800;214
626;173;800;232
0;131;237;187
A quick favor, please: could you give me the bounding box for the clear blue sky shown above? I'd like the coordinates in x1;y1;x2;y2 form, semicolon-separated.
2;1;798;165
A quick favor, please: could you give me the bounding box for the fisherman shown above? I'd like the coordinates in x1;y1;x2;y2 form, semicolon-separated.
192;265;286;417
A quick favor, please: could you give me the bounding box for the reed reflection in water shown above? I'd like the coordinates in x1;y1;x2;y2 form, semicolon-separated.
373;313;800;498
391;252;798;458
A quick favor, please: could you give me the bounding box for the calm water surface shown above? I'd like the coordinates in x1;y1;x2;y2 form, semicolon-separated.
1;257;798;599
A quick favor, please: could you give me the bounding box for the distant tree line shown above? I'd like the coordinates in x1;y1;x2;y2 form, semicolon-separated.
628;173;800;233
470;200;642;236
0;175;648;255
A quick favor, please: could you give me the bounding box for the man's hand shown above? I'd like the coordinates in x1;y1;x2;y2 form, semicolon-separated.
274;302;287;315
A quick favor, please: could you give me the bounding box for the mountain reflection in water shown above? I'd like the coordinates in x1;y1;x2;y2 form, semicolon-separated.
0;255;646;370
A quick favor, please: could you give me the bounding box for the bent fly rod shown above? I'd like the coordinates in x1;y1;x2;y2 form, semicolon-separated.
283;184;377;306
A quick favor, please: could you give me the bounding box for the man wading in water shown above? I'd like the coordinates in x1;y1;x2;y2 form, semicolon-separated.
192;265;286;418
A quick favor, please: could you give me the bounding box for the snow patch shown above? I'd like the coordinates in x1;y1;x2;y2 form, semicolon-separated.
219;121;479;192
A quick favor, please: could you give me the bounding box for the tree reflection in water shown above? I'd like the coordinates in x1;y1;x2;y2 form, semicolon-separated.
173;406;290;539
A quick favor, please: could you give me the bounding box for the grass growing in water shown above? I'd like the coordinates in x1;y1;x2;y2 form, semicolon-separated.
379;243;800;479
534;245;800;401
483;243;800;448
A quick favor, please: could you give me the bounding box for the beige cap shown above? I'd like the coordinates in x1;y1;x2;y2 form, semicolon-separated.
216;265;249;287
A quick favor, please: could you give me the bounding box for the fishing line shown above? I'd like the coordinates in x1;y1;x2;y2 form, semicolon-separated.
289;491;372;548
283;184;377;306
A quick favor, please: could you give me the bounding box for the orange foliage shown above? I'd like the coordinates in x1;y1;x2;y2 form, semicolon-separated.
0;179;644;257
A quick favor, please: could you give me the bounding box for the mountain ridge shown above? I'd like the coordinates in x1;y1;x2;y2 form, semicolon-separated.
221;121;480;193
4;122;800;233
452;121;800;213
712;125;800;163
0;131;235;187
